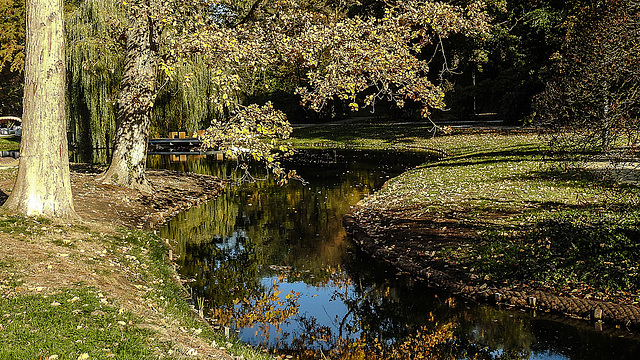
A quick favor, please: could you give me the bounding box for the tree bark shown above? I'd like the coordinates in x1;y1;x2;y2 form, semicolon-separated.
3;0;77;219
97;0;160;192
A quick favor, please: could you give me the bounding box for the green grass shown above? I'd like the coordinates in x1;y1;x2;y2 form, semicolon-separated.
330;128;640;300
0;225;274;360
0;137;20;151
0;215;60;236
0;288;153;359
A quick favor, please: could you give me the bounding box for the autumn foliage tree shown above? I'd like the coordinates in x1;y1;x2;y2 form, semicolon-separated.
0;0;24;115
177;0;489;182
95;0;489;189
284;1;490;118
535;0;640;161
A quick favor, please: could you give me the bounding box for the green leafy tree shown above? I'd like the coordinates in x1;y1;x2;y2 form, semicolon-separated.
432;0;566;123
535;0;640;158
0;0;25;115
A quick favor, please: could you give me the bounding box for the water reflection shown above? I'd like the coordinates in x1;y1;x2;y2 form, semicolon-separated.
155;150;640;359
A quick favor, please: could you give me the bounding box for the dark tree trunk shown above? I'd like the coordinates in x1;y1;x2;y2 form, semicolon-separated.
3;0;77;219
98;0;161;192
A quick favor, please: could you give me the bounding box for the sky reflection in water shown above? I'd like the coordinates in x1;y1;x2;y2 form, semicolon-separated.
153;150;640;359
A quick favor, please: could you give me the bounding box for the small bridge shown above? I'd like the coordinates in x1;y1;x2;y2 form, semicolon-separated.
148;131;203;154
148;131;226;159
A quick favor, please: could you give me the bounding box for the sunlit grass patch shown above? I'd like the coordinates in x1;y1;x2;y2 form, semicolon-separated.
0;288;153;359
0;137;20;151
354;131;640;297
289;122;477;151
0;215;69;237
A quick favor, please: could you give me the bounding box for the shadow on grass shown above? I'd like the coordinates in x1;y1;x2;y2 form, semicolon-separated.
460;146;541;158
292;123;439;143
463;211;640;292
518;167;602;183
518;167;640;199
410;144;541;170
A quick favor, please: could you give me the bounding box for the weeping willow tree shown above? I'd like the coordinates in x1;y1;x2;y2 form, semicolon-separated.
65;0;124;163
65;0;225;163
152;58;223;138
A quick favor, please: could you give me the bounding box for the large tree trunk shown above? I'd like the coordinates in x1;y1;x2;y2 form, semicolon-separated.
3;0;77;219
97;0;160;192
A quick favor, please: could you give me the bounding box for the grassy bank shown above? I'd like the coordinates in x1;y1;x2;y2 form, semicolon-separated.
290;121;455;151
0;136;20;151
290;124;640;305
0;215;273;360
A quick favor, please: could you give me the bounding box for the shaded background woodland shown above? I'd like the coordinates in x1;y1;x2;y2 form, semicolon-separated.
1;0;638;163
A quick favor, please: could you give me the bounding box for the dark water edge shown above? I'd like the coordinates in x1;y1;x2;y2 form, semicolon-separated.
151;150;640;360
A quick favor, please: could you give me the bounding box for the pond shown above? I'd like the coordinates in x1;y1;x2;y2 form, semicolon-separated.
151;150;640;359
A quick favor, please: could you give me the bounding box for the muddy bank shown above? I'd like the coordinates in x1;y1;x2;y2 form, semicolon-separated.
0;164;225;230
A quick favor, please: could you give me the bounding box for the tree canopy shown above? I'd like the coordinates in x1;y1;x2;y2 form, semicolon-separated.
535;0;640;162
2;0;638;194
166;0;490;182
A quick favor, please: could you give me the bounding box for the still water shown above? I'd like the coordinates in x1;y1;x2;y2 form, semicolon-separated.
152;150;640;359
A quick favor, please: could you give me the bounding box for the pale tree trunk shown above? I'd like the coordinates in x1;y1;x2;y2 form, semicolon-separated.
97;0;161;192
3;0;77;219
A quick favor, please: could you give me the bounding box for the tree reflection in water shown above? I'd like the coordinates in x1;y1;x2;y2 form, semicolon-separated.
156;150;640;360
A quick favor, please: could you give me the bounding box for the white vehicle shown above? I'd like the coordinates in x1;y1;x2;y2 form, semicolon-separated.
0;116;22;137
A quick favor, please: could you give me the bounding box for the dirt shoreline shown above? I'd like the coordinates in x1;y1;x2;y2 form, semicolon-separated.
0;165;240;359
343;212;640;330
0;164;226;230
